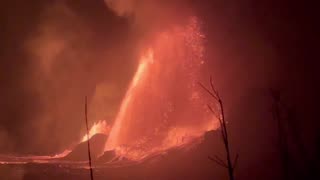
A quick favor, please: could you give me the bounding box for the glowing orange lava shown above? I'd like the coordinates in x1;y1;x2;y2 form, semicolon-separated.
106;49;154;150
104;17;219;161
0;17;219;165
81;120;111;142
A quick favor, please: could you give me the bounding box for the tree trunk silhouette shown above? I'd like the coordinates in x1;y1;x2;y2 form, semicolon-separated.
200;76;238;180
269;89;319;180
270;90;290;180
85;96;94;180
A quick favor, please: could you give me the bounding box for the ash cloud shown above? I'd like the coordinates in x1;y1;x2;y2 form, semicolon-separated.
104;0;195;40
0;0;133;154
0;1;314;169
0;0;273;155
1;1;317;179
0;0;195;155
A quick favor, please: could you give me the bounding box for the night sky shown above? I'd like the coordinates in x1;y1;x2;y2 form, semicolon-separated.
0;0;318;179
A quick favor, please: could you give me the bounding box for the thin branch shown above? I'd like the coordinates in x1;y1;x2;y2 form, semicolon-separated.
209;156;228;168
199;82;219;101
233;154;239;170
207;103;226;142
201;77;237;180
210;75;219;97
214;155;228;167
207;104;220;120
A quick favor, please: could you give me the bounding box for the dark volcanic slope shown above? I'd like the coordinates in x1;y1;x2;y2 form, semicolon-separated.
1;131;227;180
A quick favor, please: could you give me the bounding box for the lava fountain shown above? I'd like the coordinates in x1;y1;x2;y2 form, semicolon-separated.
103;17;219;161
0;17;219;165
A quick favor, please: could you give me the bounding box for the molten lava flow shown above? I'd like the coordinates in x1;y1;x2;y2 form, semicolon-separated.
104;17;219;161
81;120;110;142
52;149;73;158
0;120;110;165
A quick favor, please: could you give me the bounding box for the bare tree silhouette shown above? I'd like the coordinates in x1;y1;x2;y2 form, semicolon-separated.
200;76;238;180
270;89;291;180
270;89;320;180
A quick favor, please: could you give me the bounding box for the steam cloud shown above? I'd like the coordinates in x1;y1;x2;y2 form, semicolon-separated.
0;1;133;154
0;0;198;155
0;0;278;157
104;0;136;16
